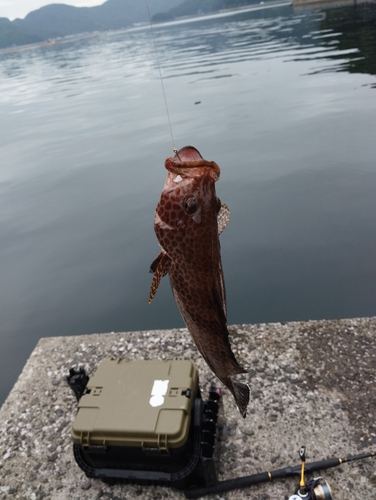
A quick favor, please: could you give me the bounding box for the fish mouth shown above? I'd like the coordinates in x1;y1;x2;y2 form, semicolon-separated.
164;145;220;180
176;146;203;162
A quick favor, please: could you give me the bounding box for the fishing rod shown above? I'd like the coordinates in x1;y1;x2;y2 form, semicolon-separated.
184;445;376;499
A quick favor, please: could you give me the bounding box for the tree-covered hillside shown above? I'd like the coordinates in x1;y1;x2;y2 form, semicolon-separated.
0;0;272;49
0;0;182;49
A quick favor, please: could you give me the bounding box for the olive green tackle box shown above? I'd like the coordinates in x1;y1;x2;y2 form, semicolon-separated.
68;358;221;489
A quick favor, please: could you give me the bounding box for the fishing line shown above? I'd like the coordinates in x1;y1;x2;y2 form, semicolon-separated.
146;0;178;155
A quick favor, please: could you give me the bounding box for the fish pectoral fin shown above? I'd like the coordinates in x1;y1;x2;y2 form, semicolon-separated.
150;251;166;273
148;252;171;304
217;202;230;235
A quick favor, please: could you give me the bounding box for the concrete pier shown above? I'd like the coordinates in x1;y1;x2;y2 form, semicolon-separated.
0;317;375;499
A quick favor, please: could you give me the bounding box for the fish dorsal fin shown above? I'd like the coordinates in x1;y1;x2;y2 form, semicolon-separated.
217;202;230;235
149;252;171;304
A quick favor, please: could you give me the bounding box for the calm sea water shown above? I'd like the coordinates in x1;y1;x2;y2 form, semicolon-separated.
0;3;375;404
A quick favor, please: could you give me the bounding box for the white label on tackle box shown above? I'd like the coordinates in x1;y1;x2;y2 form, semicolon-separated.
149;379;169;407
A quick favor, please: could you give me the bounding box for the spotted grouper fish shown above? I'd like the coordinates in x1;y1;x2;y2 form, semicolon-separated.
149;145;250;418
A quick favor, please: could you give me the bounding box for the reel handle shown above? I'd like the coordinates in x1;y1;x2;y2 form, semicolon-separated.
298;445;307;493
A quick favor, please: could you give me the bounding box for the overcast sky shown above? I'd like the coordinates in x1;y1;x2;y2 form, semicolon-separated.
0;0;104;20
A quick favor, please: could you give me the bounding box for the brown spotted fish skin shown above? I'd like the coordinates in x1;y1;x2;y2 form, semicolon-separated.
149;146;249;418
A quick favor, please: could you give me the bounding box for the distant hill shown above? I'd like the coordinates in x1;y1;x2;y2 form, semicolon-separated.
0;16;47;47
0;0;272;49
0;0;182;49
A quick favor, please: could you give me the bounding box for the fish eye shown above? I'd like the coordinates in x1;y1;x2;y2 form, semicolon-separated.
184;196;198;215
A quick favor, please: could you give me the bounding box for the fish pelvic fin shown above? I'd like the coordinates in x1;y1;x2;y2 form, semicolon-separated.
148;252;171;304
230;379;250;418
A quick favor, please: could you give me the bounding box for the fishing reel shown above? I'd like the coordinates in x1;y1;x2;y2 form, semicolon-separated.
288;447;333;500
289;478;333;500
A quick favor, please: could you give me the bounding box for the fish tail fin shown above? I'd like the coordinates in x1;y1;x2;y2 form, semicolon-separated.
230;379;250;418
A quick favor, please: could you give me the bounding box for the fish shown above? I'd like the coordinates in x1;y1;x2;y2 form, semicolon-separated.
149;145;250;418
